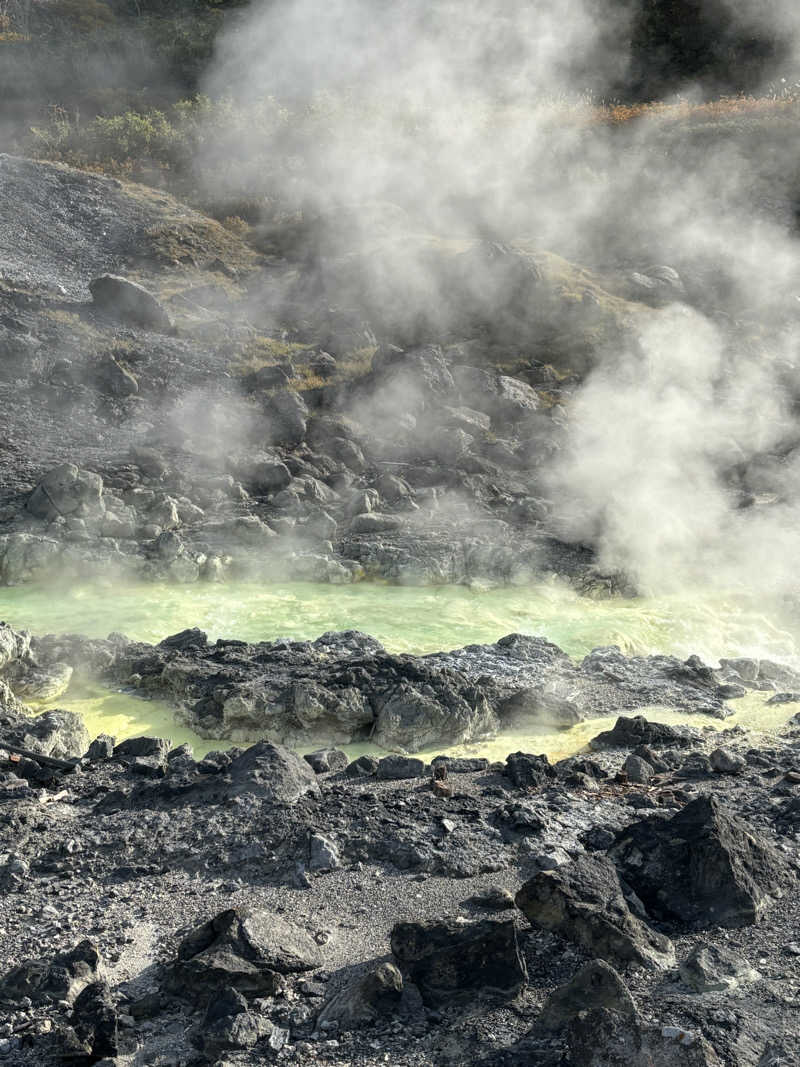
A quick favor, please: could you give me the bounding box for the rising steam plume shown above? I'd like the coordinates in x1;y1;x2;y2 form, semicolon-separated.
198;0;800;597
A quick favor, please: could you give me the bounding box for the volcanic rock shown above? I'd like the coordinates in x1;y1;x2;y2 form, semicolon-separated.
624;753;655;784
113;736;171;761
317;962;404;1031
0;939;102;1005
390;918;526;1005
304;747;349;774
224;742;321;803
71;980;119;1061
505;751;557;788
372;681;497;752
679;942;761;993
27;463;104;520
168;906;322;1001
709;746;746;774
376;754;426;780
291;681;372;741
89;273;172;331
265;389;308;448
515;854;675;970
608;795;789;928
346;755;379;778
537;959;637;1032
590;715;698;749
567;1007;724;1067
3;707;88;760
500;687;583;727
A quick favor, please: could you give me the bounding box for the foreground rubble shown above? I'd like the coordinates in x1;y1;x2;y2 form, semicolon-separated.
0;624;799;1065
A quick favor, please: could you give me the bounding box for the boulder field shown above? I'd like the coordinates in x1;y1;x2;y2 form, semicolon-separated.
0;621;799;1064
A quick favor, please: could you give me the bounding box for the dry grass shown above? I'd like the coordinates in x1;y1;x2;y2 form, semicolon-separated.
230;336;307;378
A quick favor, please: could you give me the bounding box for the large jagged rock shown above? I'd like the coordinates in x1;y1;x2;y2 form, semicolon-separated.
453;365;539;424
5;661;73;702
168;907;322;1001
372;681;497;752
515;854;674;970
567;1007;724;1066
317;963;403;1031
2;708;89;760
0;624;31;671
291;681;372;742
590;715;698;749
679;943;760;993
89;274;172;331
537;960;636;1032
225;742;321;803
390;918;526;1004
608;796;789;928
27;463;104;520
264;389;308;448
505;751;557;788
0;940;102;1005
71;980;119;1062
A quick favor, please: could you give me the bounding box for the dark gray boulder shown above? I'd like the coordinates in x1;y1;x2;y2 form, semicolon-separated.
679;942;760;993
0;940;102;1005
608;796;789;928
505;751;557;788
346;755;379;778
317;962;403;1031
5;708;88;760
590;715;698;749
265;389;308;448
515;854;675;970
226;742;321;803
567;1007;724;1066
709;747;746;774
89;274;172;330
373;681;497;752
390;918;526;1005
500;687;583;727
376;755;426;780
71;980;118;1062
291;681;372;741
168;906;322;1001
624;753;654;784
113;736;171;761
303;748;349;774
537;959;636;1032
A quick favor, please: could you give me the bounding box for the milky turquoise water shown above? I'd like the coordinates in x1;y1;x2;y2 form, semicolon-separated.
2;579;798;758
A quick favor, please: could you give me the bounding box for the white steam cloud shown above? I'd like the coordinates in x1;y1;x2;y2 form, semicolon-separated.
200;0;800;597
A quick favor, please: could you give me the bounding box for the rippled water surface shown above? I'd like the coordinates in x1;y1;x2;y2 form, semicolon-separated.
2;580;799;757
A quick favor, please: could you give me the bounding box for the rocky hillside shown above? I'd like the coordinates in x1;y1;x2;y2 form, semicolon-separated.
0;153;670;591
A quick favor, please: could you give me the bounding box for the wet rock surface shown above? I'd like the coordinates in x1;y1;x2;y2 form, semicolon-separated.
0;623;798;1065
14;623;769;751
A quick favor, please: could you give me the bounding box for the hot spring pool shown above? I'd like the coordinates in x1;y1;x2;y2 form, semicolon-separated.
2;579;799;759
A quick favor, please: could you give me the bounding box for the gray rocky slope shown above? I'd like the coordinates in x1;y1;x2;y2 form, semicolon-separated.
1;154;795;593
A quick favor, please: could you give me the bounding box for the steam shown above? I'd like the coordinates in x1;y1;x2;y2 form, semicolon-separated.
197;0;800;596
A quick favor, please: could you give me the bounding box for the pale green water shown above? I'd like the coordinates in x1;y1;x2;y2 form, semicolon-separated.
2;580;799;758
